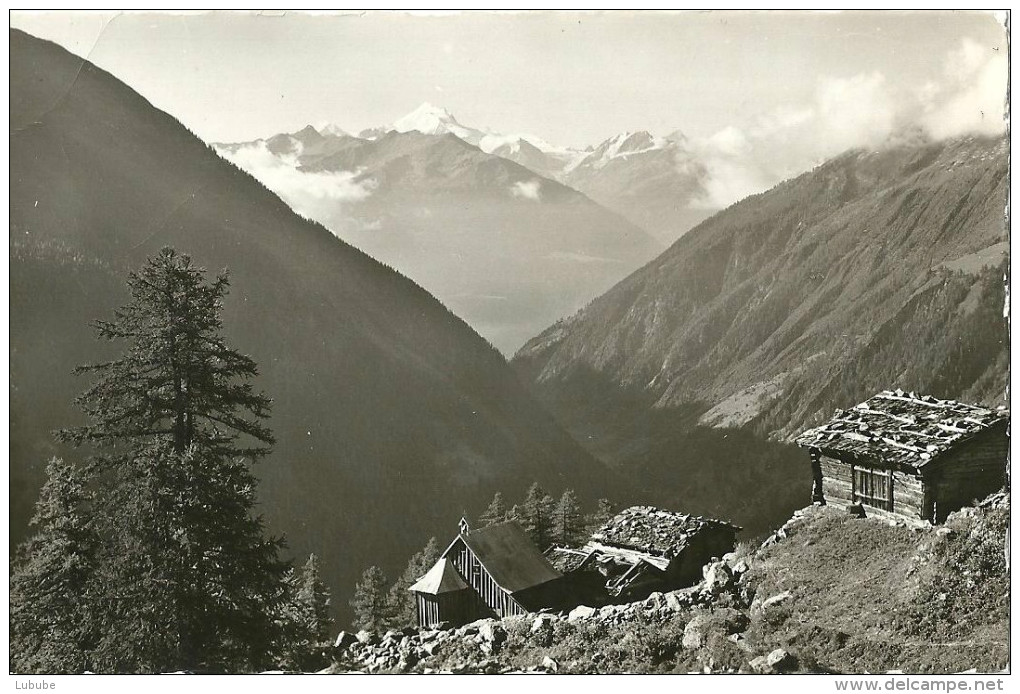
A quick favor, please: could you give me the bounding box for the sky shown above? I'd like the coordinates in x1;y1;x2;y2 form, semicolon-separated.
9;10;1009;151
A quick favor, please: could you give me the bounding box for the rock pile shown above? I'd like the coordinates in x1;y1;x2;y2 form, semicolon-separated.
322;548;764;674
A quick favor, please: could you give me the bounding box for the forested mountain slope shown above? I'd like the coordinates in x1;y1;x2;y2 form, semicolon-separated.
513;135;1007;535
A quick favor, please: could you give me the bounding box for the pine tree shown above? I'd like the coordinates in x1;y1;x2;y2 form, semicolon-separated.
386;537;441;629
520;483;555;550
60;246;274;459
586;498;617;535
277;554;333;671
55;248;287;673
552;489;584;547
350;566;390;632
295;554;333;644
10;458;96;674
478;492;508;527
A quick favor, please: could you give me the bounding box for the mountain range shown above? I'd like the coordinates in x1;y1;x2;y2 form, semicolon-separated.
9;29;626;623
215;108;663;353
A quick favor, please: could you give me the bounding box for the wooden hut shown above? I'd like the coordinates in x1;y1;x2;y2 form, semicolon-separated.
408;558;473;628
548;506;740;601
796;390;1009;523
410;519;563;628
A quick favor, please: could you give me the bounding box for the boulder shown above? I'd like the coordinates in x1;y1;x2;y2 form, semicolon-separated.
531;613;556;634
760;590;792;614
355;630;376;645
682;608;750;650
334;630;359;651
664;592;685;611
568;605;596;622
478;621;508;655
644;591;666;610
767;648;796;671
703;562;734;592
541;656;559;672
750;648;797;673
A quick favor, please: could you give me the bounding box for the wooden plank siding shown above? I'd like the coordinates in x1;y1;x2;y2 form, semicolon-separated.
448;539;527;619
818;453;926;520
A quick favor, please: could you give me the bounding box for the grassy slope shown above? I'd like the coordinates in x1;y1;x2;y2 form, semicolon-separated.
743;500;1009;673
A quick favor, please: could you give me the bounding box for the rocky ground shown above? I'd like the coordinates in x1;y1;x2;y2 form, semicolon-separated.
318;493;1009;674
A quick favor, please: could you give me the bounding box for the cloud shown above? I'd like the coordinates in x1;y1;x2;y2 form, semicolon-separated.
688;37;1007;210
920;38;1008;139
511;179;542;201
215;140;375;229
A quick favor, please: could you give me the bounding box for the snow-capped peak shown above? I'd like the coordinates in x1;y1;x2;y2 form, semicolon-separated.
317;122;349;138
569;130;672;172
392;102;471;138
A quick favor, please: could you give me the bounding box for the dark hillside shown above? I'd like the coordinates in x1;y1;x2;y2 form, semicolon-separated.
9;29;624;621
513;134;1007;536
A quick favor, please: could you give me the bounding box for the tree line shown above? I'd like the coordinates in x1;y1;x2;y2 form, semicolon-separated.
10;248;333;673
349;483;618;632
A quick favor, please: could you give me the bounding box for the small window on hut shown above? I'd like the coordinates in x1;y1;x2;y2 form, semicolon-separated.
853;465;893;511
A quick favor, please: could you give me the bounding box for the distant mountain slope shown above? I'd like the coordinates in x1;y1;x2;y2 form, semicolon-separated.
9;29;625;621
216;119;662;354
562;131;718;243
513;135;1007;535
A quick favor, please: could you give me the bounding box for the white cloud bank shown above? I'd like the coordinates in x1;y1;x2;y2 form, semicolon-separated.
511;179;542;201
215;140;376;228
691;38;1007;209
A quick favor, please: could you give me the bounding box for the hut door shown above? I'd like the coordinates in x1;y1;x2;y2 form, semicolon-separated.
853;466;893;511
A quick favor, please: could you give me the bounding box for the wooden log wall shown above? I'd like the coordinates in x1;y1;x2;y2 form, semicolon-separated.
818;453;925;520
929;426;1008;521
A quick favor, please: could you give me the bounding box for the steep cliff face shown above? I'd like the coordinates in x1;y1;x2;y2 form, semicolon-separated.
9;29;624;620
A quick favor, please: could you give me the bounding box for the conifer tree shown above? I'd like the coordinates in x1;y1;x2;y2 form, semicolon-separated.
586;498;617;535
521;483;555;550
10;458;96;674
350;566;391;632
61;246;274;459
386;537;441;629
552;489;585;547
54;247;287;673
478;492;508;527
277;554;333;671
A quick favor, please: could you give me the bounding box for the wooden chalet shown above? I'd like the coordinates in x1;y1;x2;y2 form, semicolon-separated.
410;519;564;628
547;506;740;601
796;390;1009;523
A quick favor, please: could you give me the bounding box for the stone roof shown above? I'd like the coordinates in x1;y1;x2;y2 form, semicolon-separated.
795;390;1009;469
591;506;740;559
545;546;591;573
